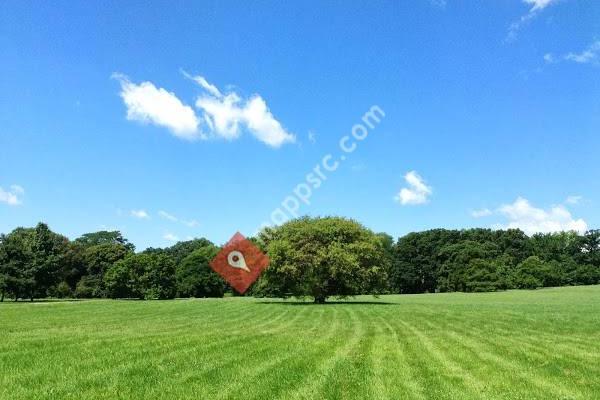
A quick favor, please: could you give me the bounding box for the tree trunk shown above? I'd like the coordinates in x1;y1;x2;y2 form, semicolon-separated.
1;291;4;302
314;295;326;304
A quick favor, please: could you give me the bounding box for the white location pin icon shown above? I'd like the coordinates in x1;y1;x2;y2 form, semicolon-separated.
227;250;250;272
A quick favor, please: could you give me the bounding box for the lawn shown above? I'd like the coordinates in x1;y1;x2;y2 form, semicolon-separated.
1;286;599;400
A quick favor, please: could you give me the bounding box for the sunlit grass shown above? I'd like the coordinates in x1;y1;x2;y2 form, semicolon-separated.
1;286;599;399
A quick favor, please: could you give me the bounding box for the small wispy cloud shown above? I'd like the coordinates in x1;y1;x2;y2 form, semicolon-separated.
394;171;432;206
0;184;25;206
183;72;223;98
565;40;600;65
158;210;199;228
506;0;559;42
565;195;583;205
543;53;555;63
429;0;447;9
308;130;317;144
158;210;178;222
525;0;557;12
130;209;150;219
543;40;600;67
10;185;24;195
183;219;199;228
163;232;179;242
471;208;493;218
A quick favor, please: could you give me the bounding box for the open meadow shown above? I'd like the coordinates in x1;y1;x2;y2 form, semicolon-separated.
1;285;599;400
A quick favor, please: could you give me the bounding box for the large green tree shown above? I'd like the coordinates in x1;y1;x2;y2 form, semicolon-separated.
257;217;389;303
0;224;68;301
73;230;134;298
28;223;69;300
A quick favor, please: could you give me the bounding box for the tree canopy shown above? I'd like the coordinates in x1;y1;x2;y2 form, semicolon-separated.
105;252;177;299
176;244;225;298
256;217;389;303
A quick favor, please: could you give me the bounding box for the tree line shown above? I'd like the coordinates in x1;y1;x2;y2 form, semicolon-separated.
0;218;598;302
0;225;225;301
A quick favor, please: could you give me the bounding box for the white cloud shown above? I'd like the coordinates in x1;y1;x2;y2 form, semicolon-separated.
158;210;199;228
395;171;432;206
507;0;559;42
10;185;25;195
163;232;179;242
0;185;24;206
183;219;199;228
524;0;556;12
182;70;222;98
308;130;317;144
189;74;295;148
158;210;178;222
565;40;600;65
497;197;587;235
113;73;201;140
130;209;150;219
115;71;294;148
543;41;600;67
429;0;446;8
195;93;244;140
565;195;582;205
243;96;295;147
471;208;493;218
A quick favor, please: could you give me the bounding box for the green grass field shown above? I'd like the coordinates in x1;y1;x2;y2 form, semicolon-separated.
1;286;599;400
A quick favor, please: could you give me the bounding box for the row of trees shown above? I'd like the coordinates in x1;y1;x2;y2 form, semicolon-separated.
0;225;225;301
390;228;600;294
1;218;599;302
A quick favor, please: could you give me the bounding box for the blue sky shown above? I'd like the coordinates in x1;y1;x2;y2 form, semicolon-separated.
1;0;599;250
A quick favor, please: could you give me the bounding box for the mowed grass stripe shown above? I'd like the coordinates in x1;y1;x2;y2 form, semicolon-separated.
91;304;298;399
215;306;334;400
427;308;600;382
1;301;288;399
370;307;427;399
426;319;589;399
248;306;345;400
382;300;598;399
281;306;366;400
392;316;485;399
1;285;599;399
318;307;376;399
416;317;576;399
